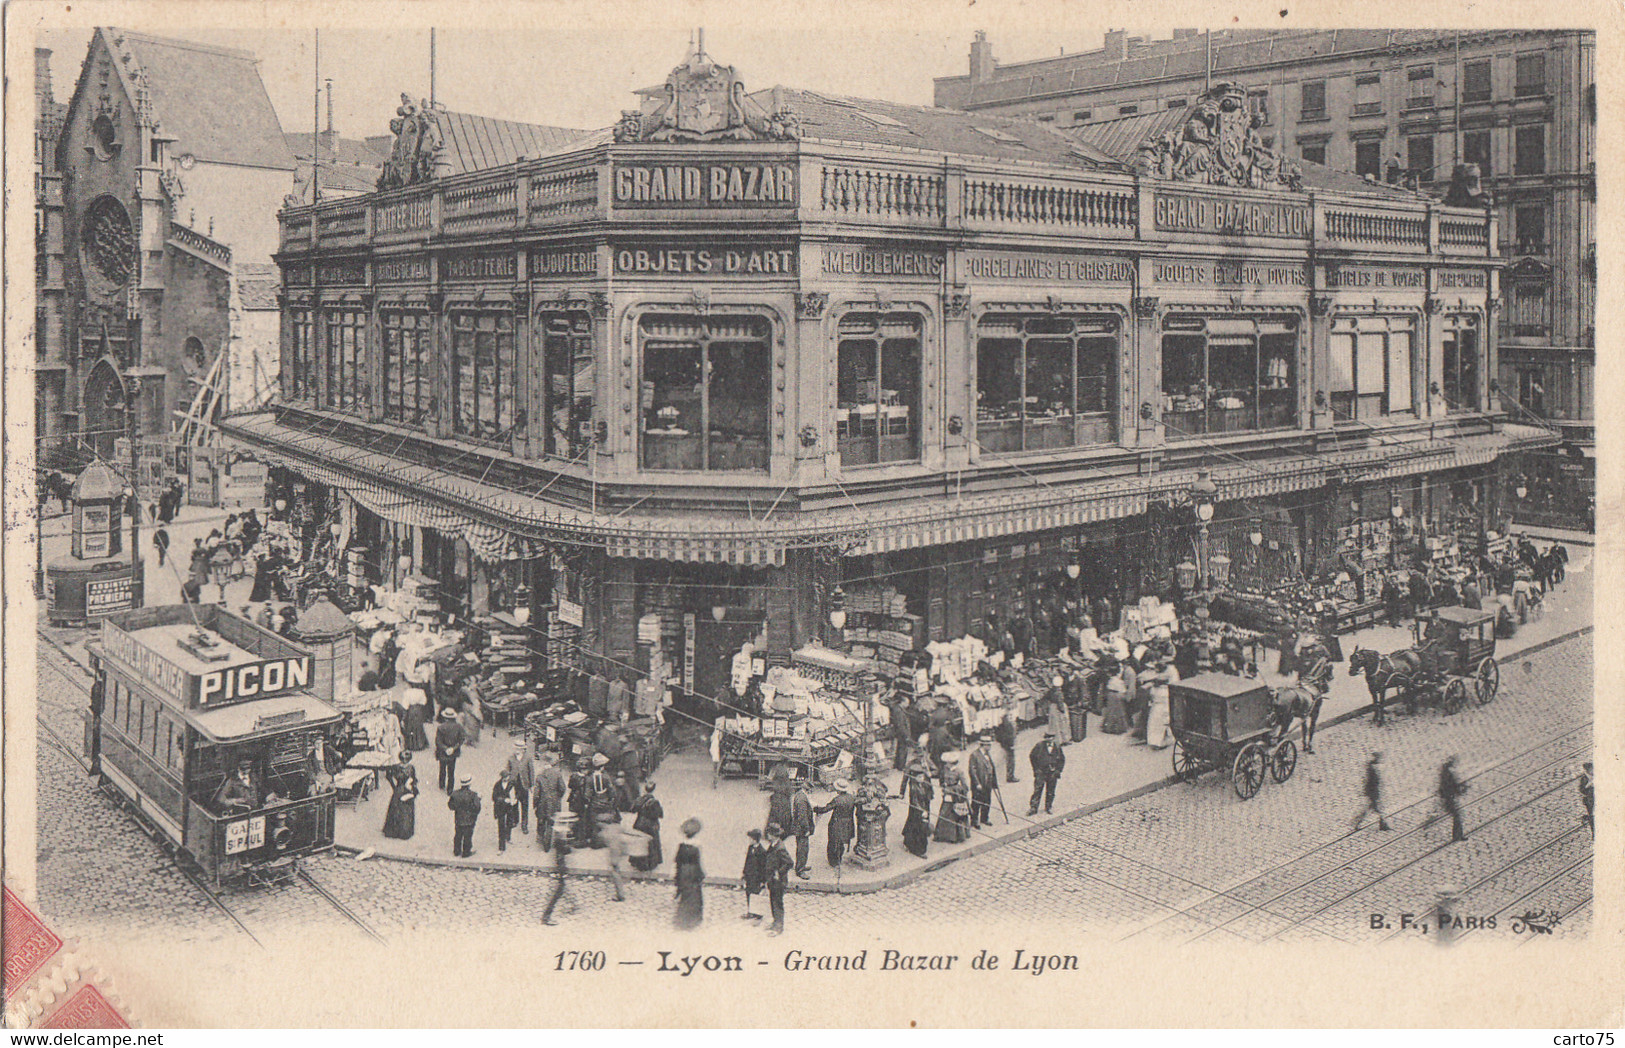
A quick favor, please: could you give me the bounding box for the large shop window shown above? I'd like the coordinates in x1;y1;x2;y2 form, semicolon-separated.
1329;317;1415;421
322;308;366;414
975;314;1118;454
837;312;922;466
1160;315;1297;437
541;312;595;461
1441;317;1481;413
640;314;770;472
288;308;313;399
381;310;431;425
450;311;516;444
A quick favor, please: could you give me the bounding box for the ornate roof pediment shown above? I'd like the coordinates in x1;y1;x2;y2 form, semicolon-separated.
614;34;799;144
1131;81;1302;192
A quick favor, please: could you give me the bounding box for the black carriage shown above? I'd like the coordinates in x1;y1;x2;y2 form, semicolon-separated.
1168;673;1297;800
1406;606;1499;712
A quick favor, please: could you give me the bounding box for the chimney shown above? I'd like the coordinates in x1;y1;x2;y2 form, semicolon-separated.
1104;29;1128;61
970;30;996;83
320;78;337;158
1172;28;1198;41
35;47;53;110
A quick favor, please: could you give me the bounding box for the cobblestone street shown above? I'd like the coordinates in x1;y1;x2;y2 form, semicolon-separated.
34;620;1592;950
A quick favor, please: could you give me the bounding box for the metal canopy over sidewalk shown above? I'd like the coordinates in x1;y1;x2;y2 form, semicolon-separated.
224;411;1559;564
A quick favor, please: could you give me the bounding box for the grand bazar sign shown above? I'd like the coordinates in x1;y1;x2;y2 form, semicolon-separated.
1153;191;1310;238
613;162;798;207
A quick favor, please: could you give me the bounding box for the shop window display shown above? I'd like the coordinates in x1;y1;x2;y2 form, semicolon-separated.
541;311;595;461
381;310;432;425
451;311;517;444
640;314;771;472
1329;318;1415;421
836;312;922;466
1441;319;1481;413
322;308;366;414
975;314;1118;454
1160;316;1297;437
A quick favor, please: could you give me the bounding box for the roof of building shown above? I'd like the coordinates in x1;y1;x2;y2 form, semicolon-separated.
435;109;596;175
285;132;389;167
1064;106;1426;199
941;29;1491;107
236;263;281;311
753;87;1121;169
113;29;295;170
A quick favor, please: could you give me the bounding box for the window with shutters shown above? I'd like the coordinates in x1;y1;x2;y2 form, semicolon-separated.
1515;125;1545;175
450;311;516;444
1328;318;1416;421
975;314;1119;454
1407;65;1435;109
541;311;595;461
1508;283;1551;338
1463;129;1492;176
381;310;431;426
1160;315;1297;438
1353;75;1382;116
1300;79;1327;119
640;314;770;472
1462;59;1492;103
837;312;923;466
1515;53;1546;97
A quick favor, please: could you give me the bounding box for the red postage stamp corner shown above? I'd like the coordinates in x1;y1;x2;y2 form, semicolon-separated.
3;887;64;1001
38;985;131;1030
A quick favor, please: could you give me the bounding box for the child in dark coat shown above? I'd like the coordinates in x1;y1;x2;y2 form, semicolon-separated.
741;828;767;920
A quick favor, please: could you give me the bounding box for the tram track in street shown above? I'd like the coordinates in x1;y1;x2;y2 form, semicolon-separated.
34;626;387;952
1112;720;1590;942
1389;831;1591;946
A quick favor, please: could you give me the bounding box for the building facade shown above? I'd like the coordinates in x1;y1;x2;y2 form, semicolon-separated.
40;28;296;470
936;28;1595;526
226;46;1552;712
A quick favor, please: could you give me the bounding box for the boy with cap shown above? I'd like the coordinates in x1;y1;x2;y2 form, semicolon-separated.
448;773;481;857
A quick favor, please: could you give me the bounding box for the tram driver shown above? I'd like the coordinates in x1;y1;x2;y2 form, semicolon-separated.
212;759;261;813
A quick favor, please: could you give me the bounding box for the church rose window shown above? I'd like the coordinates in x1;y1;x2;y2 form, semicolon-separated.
81;195;135;293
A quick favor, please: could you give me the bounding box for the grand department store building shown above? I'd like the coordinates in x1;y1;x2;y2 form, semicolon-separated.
225;46;1556;701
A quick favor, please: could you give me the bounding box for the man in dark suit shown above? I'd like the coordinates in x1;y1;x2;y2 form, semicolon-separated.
1439;756;1468;842
448;774;481;857
813;780;859;869
434;708;465;793
789;782;816;879
967;737;998;829
534;754;567;851
763;823;794;936
1027;731;1066;816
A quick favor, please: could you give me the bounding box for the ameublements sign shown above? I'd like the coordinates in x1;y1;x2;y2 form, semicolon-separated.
614;163;797;207
1154;192;1310;238
823;248;944;278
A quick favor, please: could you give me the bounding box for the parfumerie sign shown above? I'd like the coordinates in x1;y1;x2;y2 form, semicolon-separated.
1154;192;1310;238
614;163;797;207
615;245;797;276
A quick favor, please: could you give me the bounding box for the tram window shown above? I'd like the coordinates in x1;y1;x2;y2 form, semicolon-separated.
167;721;185;773
106;680;121;733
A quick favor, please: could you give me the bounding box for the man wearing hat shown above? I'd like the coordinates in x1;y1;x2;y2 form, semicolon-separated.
1027;731;1066;816
506;738;536;834
447;773;481;858
534;752;567;851
788;780;816;879
585;752;617;835
762;823;794;935
434;706;466;793
967;736;999;829
814;779;860;870
492;767;523;852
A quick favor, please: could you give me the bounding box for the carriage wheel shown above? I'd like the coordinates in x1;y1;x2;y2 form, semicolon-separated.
1474;658;1499;705
1443;678;1469;714
1171;738;1200;783
1270;738;1298;784
1232;743;1266;800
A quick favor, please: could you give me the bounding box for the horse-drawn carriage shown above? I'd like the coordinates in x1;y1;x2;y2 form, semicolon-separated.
1349;606;1499;716
1168;673;1298;800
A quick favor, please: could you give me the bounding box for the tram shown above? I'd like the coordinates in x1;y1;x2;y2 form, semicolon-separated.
85;605;344;886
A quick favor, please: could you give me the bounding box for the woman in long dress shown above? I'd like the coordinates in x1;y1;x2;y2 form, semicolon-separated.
382;752;418;840
629;782;664;872
673;818;705;929
1144;661;1175;750
933;754;971;843
901;763;934;858
1100;674;1131;734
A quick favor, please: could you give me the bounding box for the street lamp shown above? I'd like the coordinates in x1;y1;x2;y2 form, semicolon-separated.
1390;501;1405;569
1191;469;1218;595
828;585;847;632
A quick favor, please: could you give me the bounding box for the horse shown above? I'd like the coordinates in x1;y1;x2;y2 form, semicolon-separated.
1347;647;1420;725
1269;684;1325;754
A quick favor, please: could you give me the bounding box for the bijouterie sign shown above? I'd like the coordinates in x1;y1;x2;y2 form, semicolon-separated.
613;163;797;207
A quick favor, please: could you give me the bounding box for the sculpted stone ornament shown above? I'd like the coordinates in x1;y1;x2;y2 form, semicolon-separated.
377;94;449;191
1132;82;1303;192
615;35;800;144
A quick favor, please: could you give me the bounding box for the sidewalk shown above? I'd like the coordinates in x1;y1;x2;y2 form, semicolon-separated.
335;545;1593;893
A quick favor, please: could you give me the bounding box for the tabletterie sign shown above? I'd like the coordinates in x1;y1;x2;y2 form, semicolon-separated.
1154;192;1310;238
614;244;797;276
822;247;944;278
961;252;1132;284
613;163;797;207
444;252;518;281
